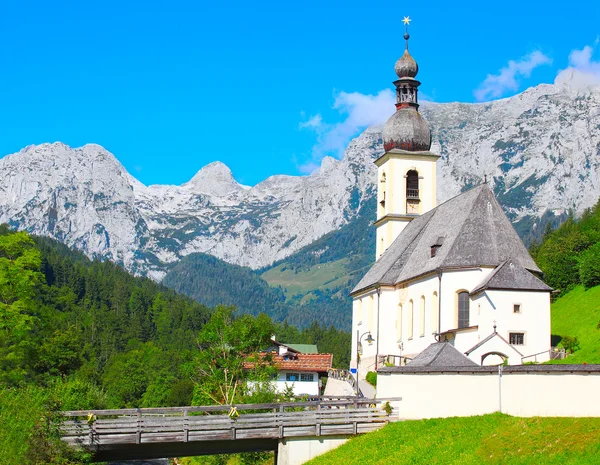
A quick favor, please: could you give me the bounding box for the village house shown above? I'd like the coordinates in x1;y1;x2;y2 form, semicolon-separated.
247;340;333;397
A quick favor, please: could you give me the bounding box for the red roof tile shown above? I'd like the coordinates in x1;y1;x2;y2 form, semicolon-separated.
244;353;333;373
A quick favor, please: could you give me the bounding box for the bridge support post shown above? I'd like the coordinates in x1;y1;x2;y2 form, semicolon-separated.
276;436;349;465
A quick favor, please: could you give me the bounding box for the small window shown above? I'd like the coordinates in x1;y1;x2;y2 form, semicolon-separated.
286;373;300;382
300;373;314;382
509;333;525;345
513;304;521;314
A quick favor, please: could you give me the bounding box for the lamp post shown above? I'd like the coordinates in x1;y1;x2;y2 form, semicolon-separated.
356;330;375;397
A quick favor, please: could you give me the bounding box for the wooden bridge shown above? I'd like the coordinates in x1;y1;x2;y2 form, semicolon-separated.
61;397;399;463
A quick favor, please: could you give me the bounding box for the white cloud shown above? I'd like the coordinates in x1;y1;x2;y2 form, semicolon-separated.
298;89;395;173
555;41;600;90
474;51;553;101
299;114;323;130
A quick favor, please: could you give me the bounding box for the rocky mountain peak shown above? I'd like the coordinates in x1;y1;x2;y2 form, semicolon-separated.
184;161;245;197
1;81;599;279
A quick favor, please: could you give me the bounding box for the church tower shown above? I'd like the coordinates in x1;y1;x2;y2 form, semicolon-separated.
375;22;440;258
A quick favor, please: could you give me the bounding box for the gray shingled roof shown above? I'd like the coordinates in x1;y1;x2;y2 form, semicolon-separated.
406;342;478;367
352;184;542;295
471;260;552;295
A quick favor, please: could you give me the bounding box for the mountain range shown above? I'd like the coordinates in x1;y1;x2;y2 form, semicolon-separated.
2;80;599;286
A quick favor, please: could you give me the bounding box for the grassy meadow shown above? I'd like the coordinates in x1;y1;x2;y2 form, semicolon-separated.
306;414;600;465
550;285;600;363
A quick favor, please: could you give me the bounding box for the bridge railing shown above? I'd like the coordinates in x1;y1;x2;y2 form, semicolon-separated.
61;398;401;449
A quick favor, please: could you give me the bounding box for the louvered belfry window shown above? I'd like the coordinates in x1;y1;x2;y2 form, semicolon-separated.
458;292;470;328
406;170;419;200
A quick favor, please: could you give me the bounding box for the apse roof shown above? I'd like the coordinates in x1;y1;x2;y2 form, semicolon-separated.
471;260;552;295
406;342;478;368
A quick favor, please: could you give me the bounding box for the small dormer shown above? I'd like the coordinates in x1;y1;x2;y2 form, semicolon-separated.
430;236;444;258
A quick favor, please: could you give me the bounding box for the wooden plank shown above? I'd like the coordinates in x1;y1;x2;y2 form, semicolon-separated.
62;398;402;418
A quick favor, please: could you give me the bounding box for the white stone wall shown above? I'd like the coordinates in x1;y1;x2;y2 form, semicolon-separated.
377;370;600;419
277;436;349;465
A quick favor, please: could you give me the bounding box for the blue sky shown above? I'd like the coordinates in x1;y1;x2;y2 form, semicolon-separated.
0;0;599;186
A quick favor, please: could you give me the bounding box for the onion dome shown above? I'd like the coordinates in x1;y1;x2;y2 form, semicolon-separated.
394;36;419;78
383;107;431;152
382;25;431;152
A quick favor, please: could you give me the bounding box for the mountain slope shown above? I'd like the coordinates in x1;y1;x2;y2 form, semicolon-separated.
2;80;600;279
162;252;290;321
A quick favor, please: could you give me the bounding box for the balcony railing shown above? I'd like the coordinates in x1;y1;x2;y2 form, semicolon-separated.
406;189;420;200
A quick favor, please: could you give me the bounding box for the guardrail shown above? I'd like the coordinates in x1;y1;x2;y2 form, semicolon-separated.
61;398;401;449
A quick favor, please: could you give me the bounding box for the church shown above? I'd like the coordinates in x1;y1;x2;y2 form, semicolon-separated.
350;26;552;375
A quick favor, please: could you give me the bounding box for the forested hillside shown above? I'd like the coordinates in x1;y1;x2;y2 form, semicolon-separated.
0;228;350;464
531;200;600;295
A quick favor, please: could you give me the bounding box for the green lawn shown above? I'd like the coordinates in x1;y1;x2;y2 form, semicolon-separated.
306;414;600;465
261;258;351;298
550;285;600;363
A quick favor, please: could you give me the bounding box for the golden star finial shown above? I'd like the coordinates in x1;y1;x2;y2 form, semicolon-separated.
402;16;411;26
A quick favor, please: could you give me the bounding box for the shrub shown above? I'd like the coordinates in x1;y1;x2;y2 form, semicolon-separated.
560;335;581;354
365;371;377;387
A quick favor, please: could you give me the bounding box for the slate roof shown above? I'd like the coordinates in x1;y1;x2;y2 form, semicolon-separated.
352;184;542;295
406;342;478;368
471;260;552;295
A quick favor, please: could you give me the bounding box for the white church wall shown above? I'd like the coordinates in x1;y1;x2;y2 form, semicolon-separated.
465;334;524;366
438;268;494;332
481;290;551;362
352;289;379;376
352;269;551;372
378;368;600;419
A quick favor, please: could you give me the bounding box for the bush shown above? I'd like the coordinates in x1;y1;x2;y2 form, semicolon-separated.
560;335;581;354
365;371;377;387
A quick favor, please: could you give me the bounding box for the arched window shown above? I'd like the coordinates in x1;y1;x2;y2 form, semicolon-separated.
458;292;470;328
432;291;439;334
408;300;414;339
369;294;375;330
396;304;403;342
406;170;419;200
419;296;425;337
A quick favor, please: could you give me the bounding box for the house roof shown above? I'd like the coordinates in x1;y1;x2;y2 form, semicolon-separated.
271;341;319;354
245;353;333;373
282;343;319;354
471;260;552;295
406;342;478;368
352;184;542;295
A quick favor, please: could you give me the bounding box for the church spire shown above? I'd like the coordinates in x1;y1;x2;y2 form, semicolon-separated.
382;18;431;152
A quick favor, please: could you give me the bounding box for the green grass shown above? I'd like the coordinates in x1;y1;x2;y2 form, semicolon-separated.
261;258;351;298
0;385;48;464
306;414;600;465
550;285;600;363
